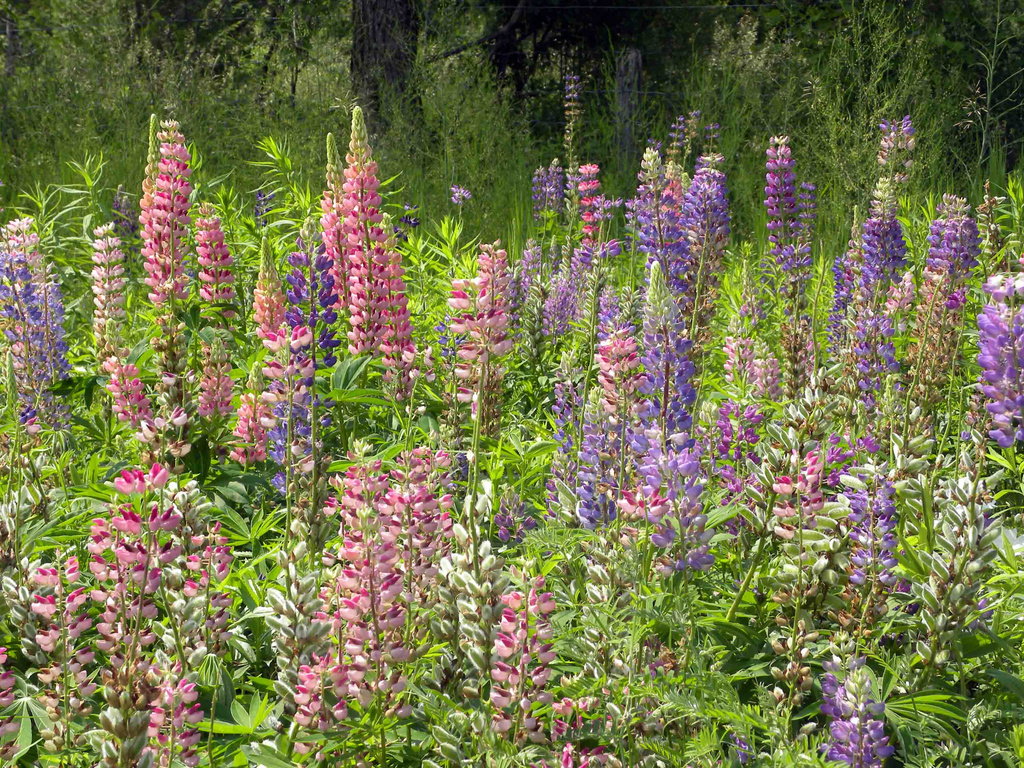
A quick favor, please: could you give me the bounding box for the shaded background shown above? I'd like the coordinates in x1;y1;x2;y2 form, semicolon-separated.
1;0;1021;244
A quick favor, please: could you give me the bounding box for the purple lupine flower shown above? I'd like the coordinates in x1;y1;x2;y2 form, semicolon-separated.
255;189;276;229
112;184;139;240
829;215;864;348
764;136;815;285
977;274;1024;446
821;659;895;768
399;202;421;229
846;471;898;593
577;328;641;528
450;185;472;206
0;219;70;431
510;240;543;328
852;310;898;408
627;146;687;299
729;732;752;765
667;110;701;170
493;491;537;544
547;360;582;513
926;194;979;281
265;226;340;488
564;73;583;170
595;285;621;341
532;159;564;219
679;155;730;352
713;401;763;529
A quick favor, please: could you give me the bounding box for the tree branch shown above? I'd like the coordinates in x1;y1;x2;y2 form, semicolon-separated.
426;0;527;63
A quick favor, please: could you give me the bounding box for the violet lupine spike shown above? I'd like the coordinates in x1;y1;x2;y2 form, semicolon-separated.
926;194;980;281
532;158;564;219
830;212;864;349
845;466;897;628
821;658;894;768
764;136;799;270
91;223;127;362
563;73;583;172
341;107;388;356
1;219;70;431
680;154;730;359
627;145;686;299
713;401;763;525
195;202;236;317
977;273;1024;447
450;185;472;206
510;239;542;329
852;309;898;408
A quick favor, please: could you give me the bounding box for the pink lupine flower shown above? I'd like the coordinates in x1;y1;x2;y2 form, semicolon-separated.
141;120;192;307
595;328;641;416
254;236;287;341
114;469;147;495
103;356;154;427
377;220;417;399
91;223;127;361
321;132;348;313
449;243;512;430
341;107;388;355
230;386;274;467
195;202;236;315
197;336;233;419
490;576;558;743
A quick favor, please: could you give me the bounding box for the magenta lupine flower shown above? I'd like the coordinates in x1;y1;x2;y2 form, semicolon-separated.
577;164;621;254
141;121;192;307
197;336;233;419
449;243;512;428
713;401;763;520
341;108;388;356
490;578;557;740
103;357;154;429
0;648;16;762
195;203;236;316
150;675;204;768
91;223;127;361
230;368;275;466
254;237;287;341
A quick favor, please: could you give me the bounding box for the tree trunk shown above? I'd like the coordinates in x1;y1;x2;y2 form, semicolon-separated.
616;47;642;176
351;0;419;127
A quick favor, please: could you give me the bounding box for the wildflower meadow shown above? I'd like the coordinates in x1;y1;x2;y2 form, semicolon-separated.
2;66;1024;768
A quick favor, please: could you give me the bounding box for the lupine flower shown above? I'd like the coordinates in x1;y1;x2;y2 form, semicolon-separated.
197;335;233;419
1;219;70;430
254;235;287;341
772;449;824;540
494;491;537;544
510;240;543;328
450;185;472;206
680;155;730;362
577;327;641;529
399;203;421;229
713;401;763;520
628;146;686;301
907;195;980;419
563;74;583;172
195;203;236;316
449;243;512;431
254;189;275;228
977;276;1024;446
842;459;897;629
266;224;340;492
141;120;192;307
322;131;349;312
338;111;391;356
103;357;153;429
377;217;417;400
91;224;127;362
532;159;564;219
490;577;558;741
821;657;894;768
230;367;274;467
0;648;18;761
